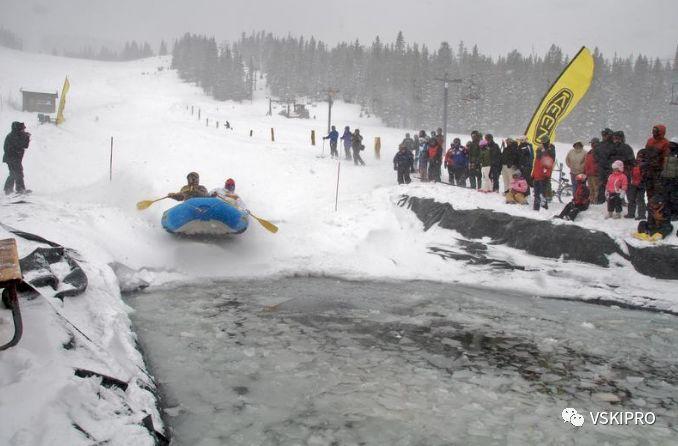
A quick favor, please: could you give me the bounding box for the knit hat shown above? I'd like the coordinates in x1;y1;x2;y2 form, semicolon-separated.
612;160;624;171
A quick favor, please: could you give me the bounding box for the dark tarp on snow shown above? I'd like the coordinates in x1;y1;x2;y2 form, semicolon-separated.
400;195;678;279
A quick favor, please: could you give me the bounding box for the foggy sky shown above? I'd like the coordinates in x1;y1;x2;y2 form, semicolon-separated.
1;0;677;60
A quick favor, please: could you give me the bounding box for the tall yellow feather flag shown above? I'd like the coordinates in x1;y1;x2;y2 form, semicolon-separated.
524;47;594;148
55;76;70;125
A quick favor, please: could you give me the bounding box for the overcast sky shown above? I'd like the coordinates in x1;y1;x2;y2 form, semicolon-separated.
1;0;677;61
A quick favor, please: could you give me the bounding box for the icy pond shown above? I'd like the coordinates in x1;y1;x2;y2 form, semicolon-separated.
126;277;678;445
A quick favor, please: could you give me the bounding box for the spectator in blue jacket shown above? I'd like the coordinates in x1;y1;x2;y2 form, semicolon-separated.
323;125;340;159
341;126;353;161
393;144;415;184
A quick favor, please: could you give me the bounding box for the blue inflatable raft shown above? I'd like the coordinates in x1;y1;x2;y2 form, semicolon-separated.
161;197;249;236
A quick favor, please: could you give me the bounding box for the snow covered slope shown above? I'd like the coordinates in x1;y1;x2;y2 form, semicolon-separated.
0;47;676;444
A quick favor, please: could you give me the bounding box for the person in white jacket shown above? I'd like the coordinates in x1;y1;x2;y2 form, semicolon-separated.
210;178;246;209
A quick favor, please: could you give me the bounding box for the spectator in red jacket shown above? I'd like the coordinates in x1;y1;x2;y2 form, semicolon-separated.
646;125;670;168
532;151;553;211
605;160;628;219
625;160;646;220
556;174;590;221
585;138;600;204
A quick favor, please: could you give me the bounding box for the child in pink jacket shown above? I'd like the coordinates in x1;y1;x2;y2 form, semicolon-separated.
506;170;528;204
606;160;628;219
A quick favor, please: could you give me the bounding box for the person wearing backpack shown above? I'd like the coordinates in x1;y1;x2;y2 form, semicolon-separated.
351;129;366;166
341;126;353;161
445;138;468;186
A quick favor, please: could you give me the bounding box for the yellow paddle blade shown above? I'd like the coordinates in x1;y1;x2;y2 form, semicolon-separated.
136;196;168;210
248;211;279;233
136;200;155;210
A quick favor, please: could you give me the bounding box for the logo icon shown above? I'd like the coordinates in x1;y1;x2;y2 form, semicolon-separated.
533;88;574;143
562;408;585;427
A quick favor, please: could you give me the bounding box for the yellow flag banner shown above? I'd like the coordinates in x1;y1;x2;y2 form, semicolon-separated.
524;47;594;148
55;76;70;125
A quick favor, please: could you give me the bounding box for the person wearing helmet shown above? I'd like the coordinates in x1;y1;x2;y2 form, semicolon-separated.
211;178;245;208
168;172;209;201
555;173;590;221
605;160;628;219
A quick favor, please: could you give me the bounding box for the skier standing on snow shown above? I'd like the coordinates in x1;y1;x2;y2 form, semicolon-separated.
3;121;30;195
341;126;353;161
393;144;414;184
323;125;340;159
351;129;366;166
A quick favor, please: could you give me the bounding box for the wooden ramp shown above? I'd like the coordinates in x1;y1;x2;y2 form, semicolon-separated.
0;238;23;351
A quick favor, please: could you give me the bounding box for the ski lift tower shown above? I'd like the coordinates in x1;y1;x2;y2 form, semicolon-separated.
433;73;463;150
325;88;339;133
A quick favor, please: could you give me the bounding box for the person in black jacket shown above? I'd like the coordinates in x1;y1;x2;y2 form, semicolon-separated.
393;144;414;184
351;129;366;166
595;128;614;202
517;137;534;192
3;121;31;195
610;131;635;177
485;134;502;192
500;138;521;193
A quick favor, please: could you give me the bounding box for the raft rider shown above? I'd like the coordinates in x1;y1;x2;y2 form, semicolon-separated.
210;178;245;208
168;171;209;201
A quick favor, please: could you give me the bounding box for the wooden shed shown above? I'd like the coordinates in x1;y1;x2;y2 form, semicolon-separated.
21;90;58;113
